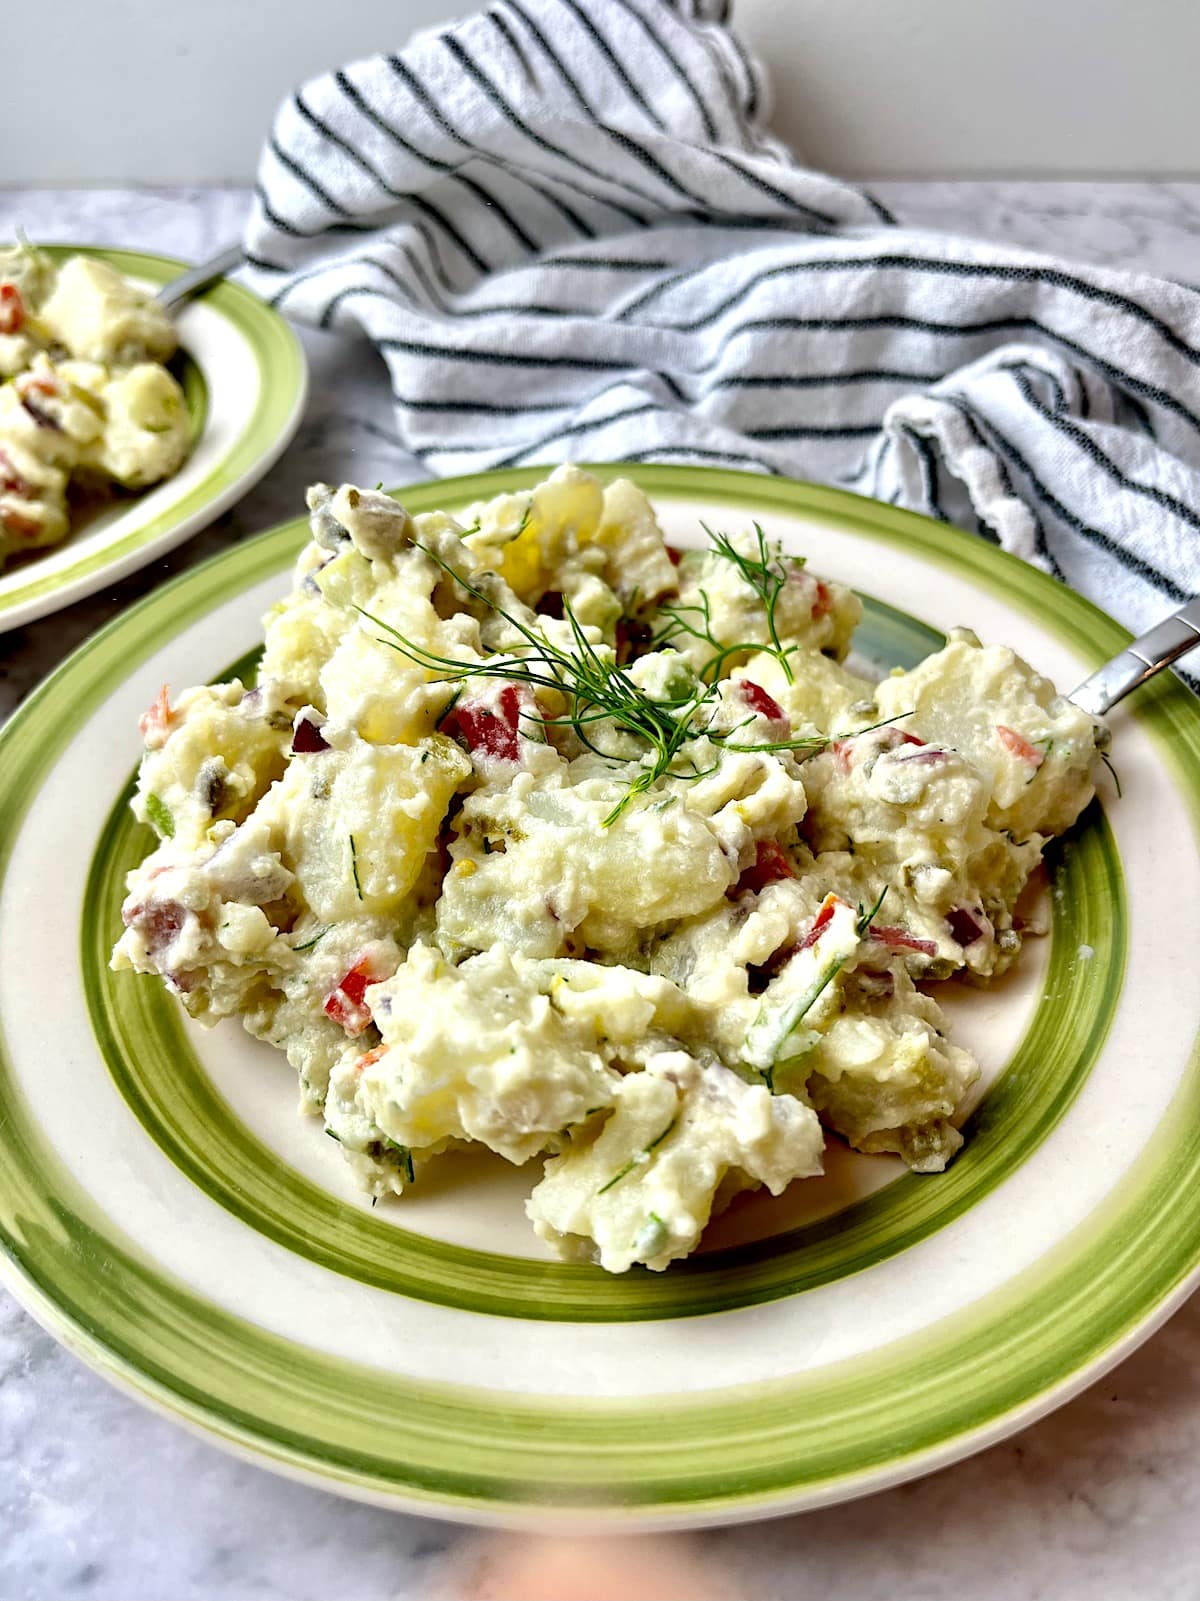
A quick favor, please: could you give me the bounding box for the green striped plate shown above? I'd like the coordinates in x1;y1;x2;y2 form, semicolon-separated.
1;465;1198;1528
0;245;307;632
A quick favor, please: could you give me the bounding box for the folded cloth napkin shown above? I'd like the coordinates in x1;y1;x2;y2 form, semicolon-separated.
243;0;1200;652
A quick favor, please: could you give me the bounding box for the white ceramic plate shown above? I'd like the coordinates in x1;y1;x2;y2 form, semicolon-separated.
1;465;1198;1528
0;244;306;633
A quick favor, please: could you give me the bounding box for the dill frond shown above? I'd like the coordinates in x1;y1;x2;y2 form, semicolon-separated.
702;520;799;682
355;535;868;826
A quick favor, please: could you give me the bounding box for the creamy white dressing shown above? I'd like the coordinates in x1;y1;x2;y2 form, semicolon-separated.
112;467;1102;1271
0;244;189;563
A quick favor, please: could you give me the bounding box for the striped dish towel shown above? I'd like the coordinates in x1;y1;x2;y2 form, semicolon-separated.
242;0;1200;650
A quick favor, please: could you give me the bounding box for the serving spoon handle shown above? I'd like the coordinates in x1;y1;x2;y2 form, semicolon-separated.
154;242;244;314
1069;595;1200;717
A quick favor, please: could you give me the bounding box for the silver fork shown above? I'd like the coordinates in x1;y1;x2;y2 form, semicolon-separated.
1069;596;1200;717
155;242;244;314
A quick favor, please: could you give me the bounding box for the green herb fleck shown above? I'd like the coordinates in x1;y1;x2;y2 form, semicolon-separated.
144;793;175;839
634;1211;669;1256
597;1114;679;1195
746;889;889;1082
856;885;888;936
379;1134;416;1184
1026;738;1054;785
485;505;532;548
292;927;330;953
436;683;464;728
1100;750;1122;798
349;834;363;900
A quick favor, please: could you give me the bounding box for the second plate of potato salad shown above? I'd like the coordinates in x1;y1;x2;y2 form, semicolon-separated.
0;242;190;566
113;467;1104;1273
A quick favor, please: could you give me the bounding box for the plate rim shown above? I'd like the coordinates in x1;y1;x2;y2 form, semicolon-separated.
0;242;308;632
2;463;1199;1528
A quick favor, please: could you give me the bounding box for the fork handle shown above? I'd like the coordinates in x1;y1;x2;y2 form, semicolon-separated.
1069;595;1200;717
155;242;245;314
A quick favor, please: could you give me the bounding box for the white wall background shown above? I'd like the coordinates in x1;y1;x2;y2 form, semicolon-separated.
3;0;1198;184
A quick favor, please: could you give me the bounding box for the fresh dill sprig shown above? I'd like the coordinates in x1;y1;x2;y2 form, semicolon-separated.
703;520;798;682
717;709;911;755
856;885;889;935
357;546;716;825
355;536;872;827
653;588;799;685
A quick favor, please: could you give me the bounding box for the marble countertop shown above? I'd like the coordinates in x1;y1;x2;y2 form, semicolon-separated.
3;182;1200;1601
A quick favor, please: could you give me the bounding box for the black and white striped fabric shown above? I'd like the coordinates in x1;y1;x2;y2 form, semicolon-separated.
243;0;1200;645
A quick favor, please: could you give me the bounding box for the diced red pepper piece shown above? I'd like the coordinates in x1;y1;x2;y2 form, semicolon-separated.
665;544;684;567
812;578;832;618
324;962;377;1035
138;683;178;746
751;896;848;982
18;371;58;398
797;896;839;952
292;714;330;753
446;684;524;763
735;839;795;895
340;968;371;1006
869;924;938;955
15;369;62;433
997;724;1044;766
0;507;40;539
739;679;787;724
0;447;32;498
897;731;925;746
0;282;24;336
354;1044;388;1074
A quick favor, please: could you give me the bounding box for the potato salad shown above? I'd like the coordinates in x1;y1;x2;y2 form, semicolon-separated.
112;467;1103;1272
0;242;189;566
